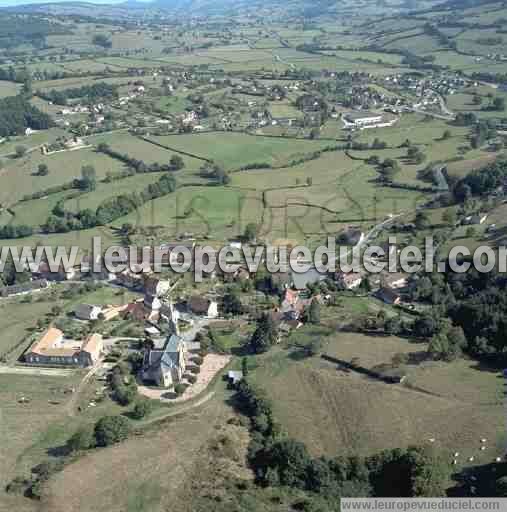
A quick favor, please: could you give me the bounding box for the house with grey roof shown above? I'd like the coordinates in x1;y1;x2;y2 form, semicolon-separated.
141;334;187;388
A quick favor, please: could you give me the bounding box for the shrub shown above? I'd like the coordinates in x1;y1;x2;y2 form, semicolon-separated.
68;425;96;451
131;398;152;419
94;415;130;446
174;383;186;396
187;374;197;384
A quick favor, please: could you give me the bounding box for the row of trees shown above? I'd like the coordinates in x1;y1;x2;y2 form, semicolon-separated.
43;173;176;233
38;82;119;106
0;224;34;240
97;142;185;174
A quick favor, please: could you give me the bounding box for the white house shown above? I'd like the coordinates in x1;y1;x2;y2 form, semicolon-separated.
188;296;219;318
74;304;102;321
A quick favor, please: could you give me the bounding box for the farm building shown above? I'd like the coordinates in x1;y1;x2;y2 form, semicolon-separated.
342;111;396;130
24;328;103;367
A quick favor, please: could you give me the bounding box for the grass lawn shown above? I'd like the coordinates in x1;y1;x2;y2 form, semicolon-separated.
269;101;303;119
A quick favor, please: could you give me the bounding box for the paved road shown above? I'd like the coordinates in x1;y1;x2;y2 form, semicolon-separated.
332;213;404;268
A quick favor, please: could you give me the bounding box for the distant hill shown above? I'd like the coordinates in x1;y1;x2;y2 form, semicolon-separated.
2;1;148;15
2;0;334;16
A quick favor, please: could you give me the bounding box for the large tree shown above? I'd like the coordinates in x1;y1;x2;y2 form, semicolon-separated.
94;415;130;447
250;314;278;353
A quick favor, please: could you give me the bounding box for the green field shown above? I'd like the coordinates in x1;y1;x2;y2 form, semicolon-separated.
64;172;166;213
88;132;204;170
0;299;55;357
0;80;20;98
112;185;260;241
0;148;127;205
149;132;333;170
0;128;67;157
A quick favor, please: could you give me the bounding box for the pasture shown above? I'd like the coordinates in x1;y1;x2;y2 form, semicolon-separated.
149;132;333;170
41;392;233;512
111;185;261;241
3;191;71;228
232;150;426;242
0;80;20;98
63;172;166;213
0;148;127;205
0;372;83;512
88;132;204;173
249;332;504;464
0;128;67;157
0;299;56;358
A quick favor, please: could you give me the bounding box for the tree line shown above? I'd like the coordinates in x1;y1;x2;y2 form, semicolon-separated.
233;379;450;506
38;82;119;106
42;172;176;233
96;142;185;173
0;95;54;137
